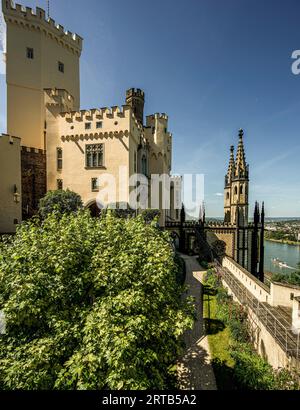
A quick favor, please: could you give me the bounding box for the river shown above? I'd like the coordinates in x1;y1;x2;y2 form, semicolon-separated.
264;240;300;275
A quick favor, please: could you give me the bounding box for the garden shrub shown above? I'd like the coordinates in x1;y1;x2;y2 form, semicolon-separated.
0;211;194;390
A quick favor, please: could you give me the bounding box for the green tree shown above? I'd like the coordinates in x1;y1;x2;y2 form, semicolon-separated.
0;211;194;390
38;189;83;219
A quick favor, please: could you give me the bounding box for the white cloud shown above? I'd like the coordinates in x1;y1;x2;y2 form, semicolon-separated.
215;192;223;196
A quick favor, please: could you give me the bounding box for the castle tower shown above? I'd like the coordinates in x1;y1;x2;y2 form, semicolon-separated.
126;88;145;125
2;1;83;149
224;145;235;223
230;129;249;226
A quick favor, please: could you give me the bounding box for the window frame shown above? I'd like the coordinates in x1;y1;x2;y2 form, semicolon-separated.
26;47;34;59
58;61;65;73
57;179;63;190
91;177;99;192
56;147;63;170
85;143;105;169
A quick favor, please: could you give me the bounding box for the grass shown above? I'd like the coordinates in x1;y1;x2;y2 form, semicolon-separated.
203;291;237;390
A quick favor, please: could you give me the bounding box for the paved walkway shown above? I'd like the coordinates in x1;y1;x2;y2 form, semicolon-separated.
177;255;217;390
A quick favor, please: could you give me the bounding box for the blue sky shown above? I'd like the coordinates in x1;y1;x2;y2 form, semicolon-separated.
1;0;300;217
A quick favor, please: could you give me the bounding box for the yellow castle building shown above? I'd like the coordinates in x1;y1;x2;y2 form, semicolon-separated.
0;0;180;232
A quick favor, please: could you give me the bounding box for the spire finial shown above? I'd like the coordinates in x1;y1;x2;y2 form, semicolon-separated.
235;129;246;175
47;0;50;19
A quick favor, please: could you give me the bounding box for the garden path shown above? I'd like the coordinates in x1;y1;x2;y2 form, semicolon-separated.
177;255;217;390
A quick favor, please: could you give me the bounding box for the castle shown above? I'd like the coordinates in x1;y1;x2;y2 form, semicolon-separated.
0;1;265;280
0;0;180;232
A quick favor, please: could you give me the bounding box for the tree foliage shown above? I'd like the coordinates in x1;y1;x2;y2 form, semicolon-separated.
0;211;194;390
38;189;83;219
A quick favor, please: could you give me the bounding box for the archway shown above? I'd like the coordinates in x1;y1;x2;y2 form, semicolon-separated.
85;199;102;217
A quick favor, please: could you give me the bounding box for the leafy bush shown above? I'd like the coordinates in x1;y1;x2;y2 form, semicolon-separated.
38;189;83;219
174;254;186;286
101;202;136;219
204;269;220;289
200;260;209;269
230;342;277;390
272;271;300;286
140;209;160;223
0;211;194;390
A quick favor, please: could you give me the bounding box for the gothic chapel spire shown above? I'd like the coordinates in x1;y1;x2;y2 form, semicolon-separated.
227;145;235;182
235;129;247;175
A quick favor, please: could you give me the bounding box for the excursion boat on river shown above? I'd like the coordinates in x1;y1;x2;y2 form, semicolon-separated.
271;258;294;269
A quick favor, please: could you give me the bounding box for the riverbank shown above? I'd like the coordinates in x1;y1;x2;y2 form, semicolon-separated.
265;238;300;247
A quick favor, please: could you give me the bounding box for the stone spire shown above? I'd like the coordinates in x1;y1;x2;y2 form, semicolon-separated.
227;145;235;182
235;129;246;175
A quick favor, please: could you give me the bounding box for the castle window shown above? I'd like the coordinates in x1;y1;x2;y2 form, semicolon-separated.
86;144;104;168
96;121;103;129
26;47;34;59
142;155;147;176
164;127;167;133
91;177;99;192
240;185;243;194
57;179;63;190
226;192;229;199
134;151;137;173
85;122;91;130
57;148;63;170
58;61;64;73
234;186;238;195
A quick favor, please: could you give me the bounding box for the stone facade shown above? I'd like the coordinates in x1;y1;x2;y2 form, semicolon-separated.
0;134;22;233
1;1;179;228
21;147;46;219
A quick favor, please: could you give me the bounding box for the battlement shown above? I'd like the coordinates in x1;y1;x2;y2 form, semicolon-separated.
147;113;168;121
21;145;45;155
0;133;21;142
206;221;235;228
44;88;74;103
2;1;83;53
59;104;143;130
126;88;145;98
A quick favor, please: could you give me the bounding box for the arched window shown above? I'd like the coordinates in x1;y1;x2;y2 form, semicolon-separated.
226;192;229;199
142;155;147;176
234;186;238;195
240;185;243;194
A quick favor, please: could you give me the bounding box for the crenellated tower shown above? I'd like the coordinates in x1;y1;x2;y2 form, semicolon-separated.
2;0;82;150
126;88;145;125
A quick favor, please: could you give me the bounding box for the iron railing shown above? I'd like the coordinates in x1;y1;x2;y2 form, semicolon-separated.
214;261;300;361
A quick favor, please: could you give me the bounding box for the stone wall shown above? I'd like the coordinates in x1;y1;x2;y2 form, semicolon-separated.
21;147;46;219
0;134;22;233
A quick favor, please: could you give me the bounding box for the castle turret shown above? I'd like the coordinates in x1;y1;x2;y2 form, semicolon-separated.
2;0;82;149
126;88;145;125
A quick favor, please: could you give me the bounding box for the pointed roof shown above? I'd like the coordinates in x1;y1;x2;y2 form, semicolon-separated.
235;129;247;175
227;145;235;180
